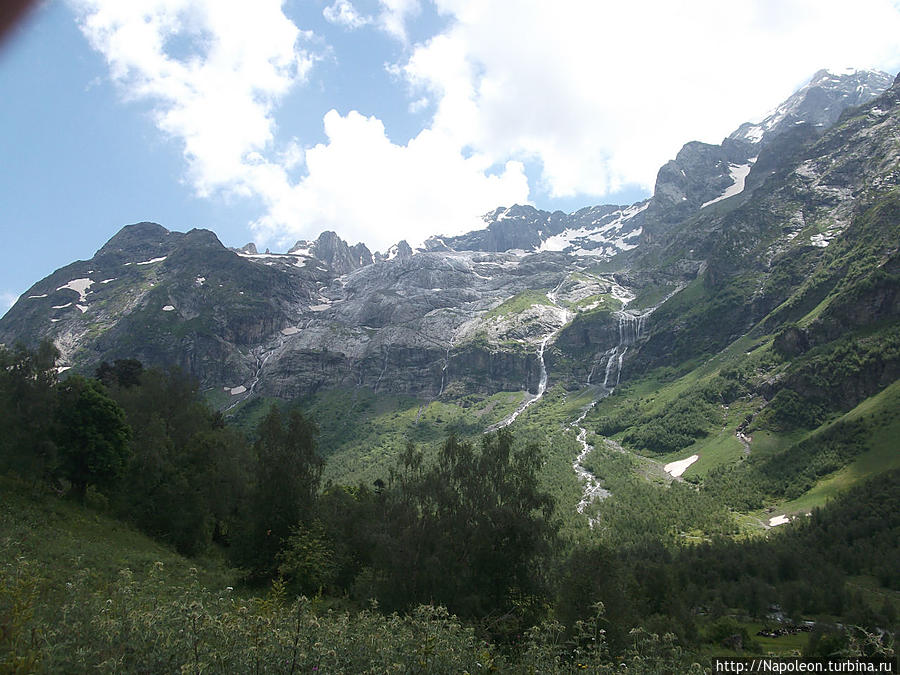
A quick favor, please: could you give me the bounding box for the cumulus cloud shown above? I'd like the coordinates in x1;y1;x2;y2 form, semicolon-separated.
70;0;315;198
70;0;528;251
400;0;900;196
251;110;529;249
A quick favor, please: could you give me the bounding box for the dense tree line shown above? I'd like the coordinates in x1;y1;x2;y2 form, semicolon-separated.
0;342;130;498
562;471;899;651
0;343;559;640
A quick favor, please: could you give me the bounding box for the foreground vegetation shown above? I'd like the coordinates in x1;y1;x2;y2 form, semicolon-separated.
1;342;897;672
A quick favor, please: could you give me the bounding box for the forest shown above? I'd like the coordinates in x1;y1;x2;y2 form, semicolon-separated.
1;341;897;672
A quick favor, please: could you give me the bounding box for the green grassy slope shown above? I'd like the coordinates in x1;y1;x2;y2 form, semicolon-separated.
0;476;234;598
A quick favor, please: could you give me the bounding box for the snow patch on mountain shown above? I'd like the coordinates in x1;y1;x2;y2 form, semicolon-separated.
701;160;756;208
664;454;698;477
535;202;647;256
56;278;94;303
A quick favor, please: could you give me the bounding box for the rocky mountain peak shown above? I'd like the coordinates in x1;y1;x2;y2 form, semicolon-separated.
642;68;894;243
373;240;413;263
180;229;223;249
308;231;372;275
729;68;893;146
350;242;375;267
393;240;413;260
95;222;177;261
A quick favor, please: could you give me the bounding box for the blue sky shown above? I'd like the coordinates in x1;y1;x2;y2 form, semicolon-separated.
2;0;900;315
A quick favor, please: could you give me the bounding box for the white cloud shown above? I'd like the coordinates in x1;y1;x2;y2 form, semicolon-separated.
400;0;900;196
69;0;530;252
323;0;421;41
70;0;316;198
323;0;371;30
251;110;529;250
377;0;421;42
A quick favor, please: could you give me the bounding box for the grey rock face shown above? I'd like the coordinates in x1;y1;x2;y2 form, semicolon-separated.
3;69;896;409
729;68;893;145
311;231;370;275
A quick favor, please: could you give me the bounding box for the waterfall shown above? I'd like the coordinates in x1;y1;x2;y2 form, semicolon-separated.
492;333;552;430
437;326;464;399
488;274;571;431
536;334;550;396
437;340;452;397
600;310;649;390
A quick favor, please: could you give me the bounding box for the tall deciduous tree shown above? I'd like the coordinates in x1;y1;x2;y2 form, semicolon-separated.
54;375;131;501
377;429;557;631
232;405;323;579
101;365;252;555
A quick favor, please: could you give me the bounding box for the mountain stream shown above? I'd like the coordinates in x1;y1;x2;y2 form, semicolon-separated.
490;276;570;430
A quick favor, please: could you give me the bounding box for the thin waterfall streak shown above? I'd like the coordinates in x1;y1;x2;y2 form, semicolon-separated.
616;347;627;386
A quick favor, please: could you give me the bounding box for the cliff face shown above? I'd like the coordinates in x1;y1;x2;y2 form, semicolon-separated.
2;70;897;410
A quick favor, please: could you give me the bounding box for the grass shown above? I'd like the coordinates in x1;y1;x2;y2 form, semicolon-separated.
286;387;528;485
629;283;681;311
0;476;234;606
745;429;808;459
742;622;809;656
757;379;900;515
570;293;622;313
845;576;900;617
648;400;757;478
202;385;232;410
484;290;552;319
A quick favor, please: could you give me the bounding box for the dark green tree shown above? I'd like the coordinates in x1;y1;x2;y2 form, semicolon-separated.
54;375;131;501
0;340;59;480
376;429;557;633
232;405;323;579
95;358;143;389
105;366;251;554
556;545;636;652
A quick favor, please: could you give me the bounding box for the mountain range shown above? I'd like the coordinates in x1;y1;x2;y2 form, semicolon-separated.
3;68;896;415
